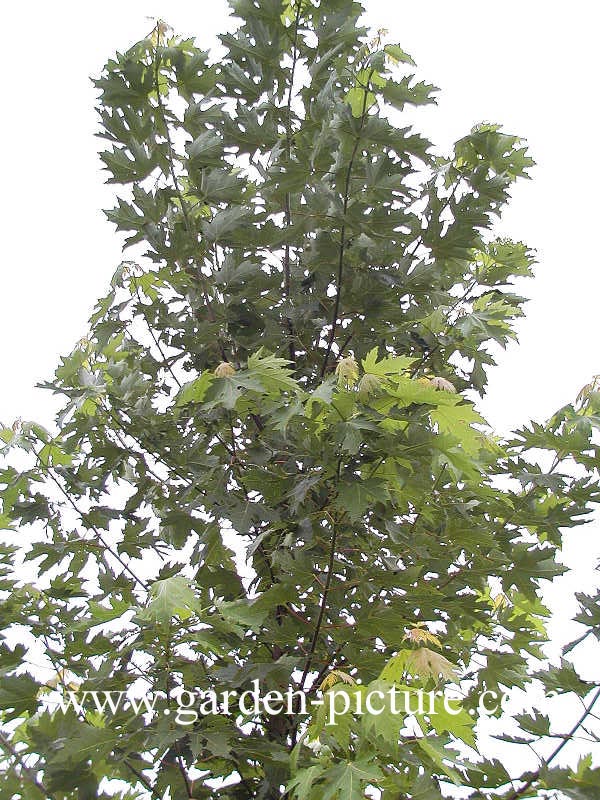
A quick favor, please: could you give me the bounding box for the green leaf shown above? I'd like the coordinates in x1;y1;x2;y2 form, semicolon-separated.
345;86;376;117
335;477;388;521
320;760;383;800
100;142;156;183
246;349;298;394
382;76;438;110
187;130;223;166
204;376;243;410
384;44;416;65
0;673;40;720
430;403;488;456
216;597;267;630
287;765;324;799
175;371;214;406
201;205;253;242
418;694;475;746
38;442;73;467
143;576;202;623
382;376;459;409
417;738;463;785
362;348;414;377
379;651;412;684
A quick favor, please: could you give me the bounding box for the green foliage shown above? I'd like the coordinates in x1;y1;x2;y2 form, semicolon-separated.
1;2;599;799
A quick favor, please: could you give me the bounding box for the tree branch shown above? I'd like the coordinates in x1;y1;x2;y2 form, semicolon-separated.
320;69;374;378
282;0;303;366
299;514;338;690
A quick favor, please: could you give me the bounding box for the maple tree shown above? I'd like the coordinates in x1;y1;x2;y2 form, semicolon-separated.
1;1;600;798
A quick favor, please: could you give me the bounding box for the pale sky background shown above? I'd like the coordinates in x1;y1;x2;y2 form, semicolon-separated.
1;0;600;773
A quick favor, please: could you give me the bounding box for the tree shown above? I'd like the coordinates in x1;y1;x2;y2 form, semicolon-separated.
1;0;599;797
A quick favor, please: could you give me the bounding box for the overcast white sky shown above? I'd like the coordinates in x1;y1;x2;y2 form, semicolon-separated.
1;0;600;770
1;0;599;432
2;1;599;432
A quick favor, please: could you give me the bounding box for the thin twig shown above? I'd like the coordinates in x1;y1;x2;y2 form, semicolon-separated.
0;731;56;800
131;274;182;388
124;759;164;800
503;685;600;800
40;461;149;592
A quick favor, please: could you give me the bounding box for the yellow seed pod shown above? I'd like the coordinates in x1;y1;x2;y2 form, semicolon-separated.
214;362;236;378
431;376;457;393
416;377;432;386
319;670;357;693
492;593;510;613
335;356;359;387
357;372;382;401
403;626;442;649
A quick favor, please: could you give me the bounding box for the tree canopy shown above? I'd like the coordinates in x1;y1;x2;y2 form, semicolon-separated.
1;1;600;798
